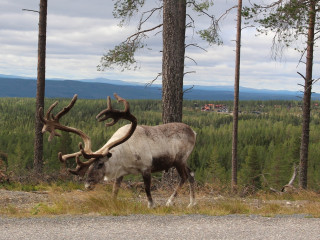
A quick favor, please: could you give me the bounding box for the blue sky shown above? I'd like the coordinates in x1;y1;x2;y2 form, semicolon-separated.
0;0;319;93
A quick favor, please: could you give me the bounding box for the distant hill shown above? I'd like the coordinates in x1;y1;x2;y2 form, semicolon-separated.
1;76;319;100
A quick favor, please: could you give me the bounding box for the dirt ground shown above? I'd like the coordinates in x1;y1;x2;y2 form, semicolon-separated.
0;189;50;209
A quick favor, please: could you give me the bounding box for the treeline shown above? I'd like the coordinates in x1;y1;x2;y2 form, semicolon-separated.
1;98;320;190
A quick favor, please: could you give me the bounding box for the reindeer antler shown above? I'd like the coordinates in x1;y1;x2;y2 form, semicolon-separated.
40;93;137;177
68;155;96;176
96;93;132;126
39;95;94;174
79;93;137;159
39;94;78;142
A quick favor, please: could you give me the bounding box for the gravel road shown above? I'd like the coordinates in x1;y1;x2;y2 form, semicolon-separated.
1;214;319;240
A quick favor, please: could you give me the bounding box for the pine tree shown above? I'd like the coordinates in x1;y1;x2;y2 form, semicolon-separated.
239;146;261;189
34;0;48;175
243;0;319;189
210;147;227;184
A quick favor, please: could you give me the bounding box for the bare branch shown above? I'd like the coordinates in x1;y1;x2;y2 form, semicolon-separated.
99;22;163;72
140;7;163;26
297;71;307;81
297;72;316;97
190;1;214;19
264;164;299;193
281;164;299;192
185;43;207;52
183;71;196;76
183;85;195;94
154;30;162;37
22;8;39;13
296;48;307;68
217;5;237;22
287;164;298;186
186;14;195;28
146;73;162;87
312;77;320;86
185;56;197;65
314;29;320;36
241;25;255;31
126;24;163;42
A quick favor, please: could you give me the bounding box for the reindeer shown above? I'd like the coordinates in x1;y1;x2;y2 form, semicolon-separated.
39;94;196;208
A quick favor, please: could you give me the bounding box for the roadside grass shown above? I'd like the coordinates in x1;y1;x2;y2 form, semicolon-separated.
1;183;320;217
0;180;83;192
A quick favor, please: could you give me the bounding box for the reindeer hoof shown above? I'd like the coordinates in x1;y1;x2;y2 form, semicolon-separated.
148;201;155;208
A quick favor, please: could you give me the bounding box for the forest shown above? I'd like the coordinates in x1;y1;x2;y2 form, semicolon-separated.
1;97;320;191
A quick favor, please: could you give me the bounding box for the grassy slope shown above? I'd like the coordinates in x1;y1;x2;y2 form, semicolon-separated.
0;182;320;217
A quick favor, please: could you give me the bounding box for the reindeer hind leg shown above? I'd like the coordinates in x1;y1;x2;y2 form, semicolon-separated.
186;167;196;208
166;165;187;207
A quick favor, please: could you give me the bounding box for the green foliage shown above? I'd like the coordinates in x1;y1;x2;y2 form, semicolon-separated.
98;41;144;71
198;26;223;46
1;98;320;190
208;146;228;184
100;0;222;71
239;146;262;189
243;0;320;58
112;0;145;26
190;0;213;12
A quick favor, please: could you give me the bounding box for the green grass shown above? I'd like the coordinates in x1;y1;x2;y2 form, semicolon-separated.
0;180;84;192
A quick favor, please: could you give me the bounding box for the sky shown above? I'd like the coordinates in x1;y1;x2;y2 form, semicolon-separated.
1;0;320;93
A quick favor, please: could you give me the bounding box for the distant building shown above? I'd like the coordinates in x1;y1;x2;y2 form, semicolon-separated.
201;103;228;112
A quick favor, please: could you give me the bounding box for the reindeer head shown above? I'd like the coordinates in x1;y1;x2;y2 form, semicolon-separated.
83;156;110;190
39;93;137;184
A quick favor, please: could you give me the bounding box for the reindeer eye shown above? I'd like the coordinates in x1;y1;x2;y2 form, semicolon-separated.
97;162;104;169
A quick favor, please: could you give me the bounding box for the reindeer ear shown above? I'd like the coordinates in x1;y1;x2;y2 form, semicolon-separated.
107;152;112;158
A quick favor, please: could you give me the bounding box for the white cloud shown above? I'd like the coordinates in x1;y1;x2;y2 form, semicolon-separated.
0;0;319;93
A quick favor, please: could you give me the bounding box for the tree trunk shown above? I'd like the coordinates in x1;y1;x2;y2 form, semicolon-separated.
161;0;186;184
162;0;186;123
299;0;315;189
231;0;242;192
33;0;47;175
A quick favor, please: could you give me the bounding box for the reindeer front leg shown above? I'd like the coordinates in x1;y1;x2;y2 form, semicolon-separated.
142;171;154;208
112;176;123;198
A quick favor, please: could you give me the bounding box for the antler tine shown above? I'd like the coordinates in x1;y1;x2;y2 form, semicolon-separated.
38;102;58;125
39;104;62;141
68;155;95;177
45;101;59;120
113;93;129;112
39;95;76;126
101;96;116;126
95;93;133;125
107;95;112;110
58;151;82;163
54;94;78;120
96;96;116;124
58;148;97;177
